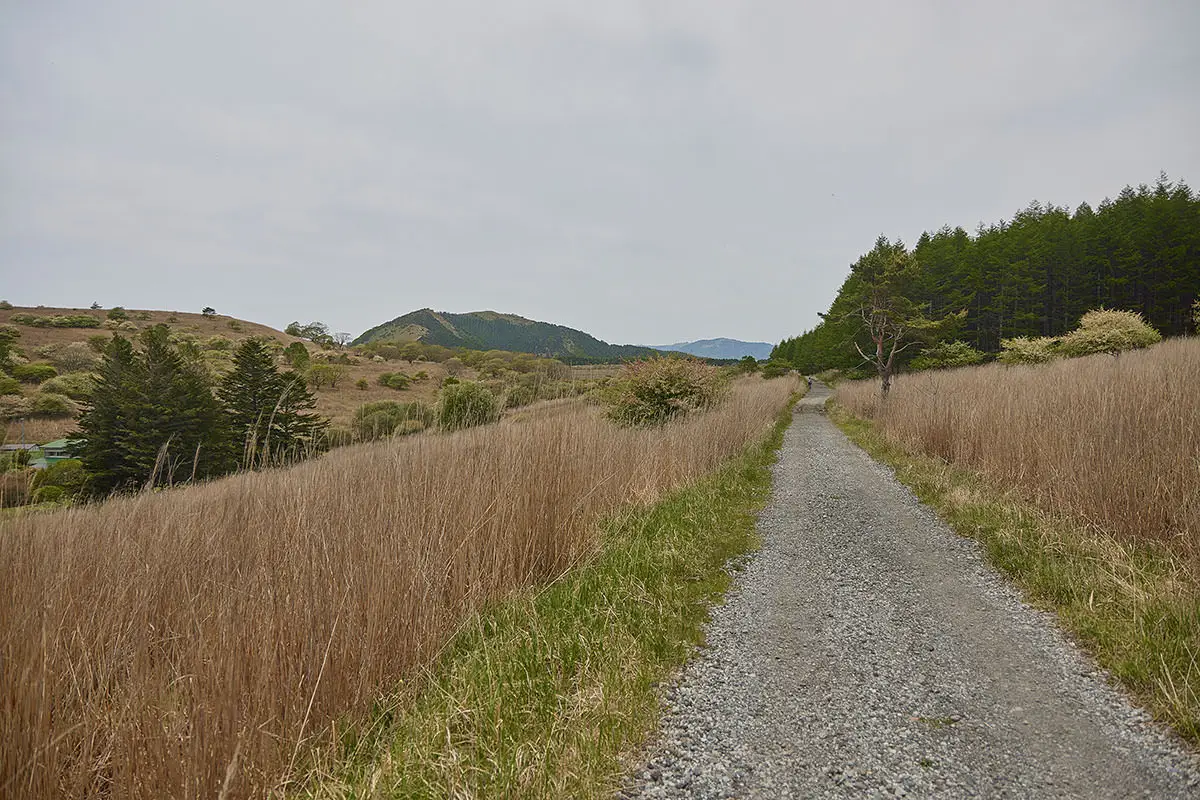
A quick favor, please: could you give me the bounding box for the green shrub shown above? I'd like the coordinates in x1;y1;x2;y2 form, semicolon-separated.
12;363;57;383
32;458;86;496
604;356;726;427
760;360;792;379
87;335;111;353
204;335;234;351
352;401;434;440
1057;308;1162;357
107;307;129;321
441;376;460;387
998;336;1060;365
9;313;100;329
437;381;501;431
227;319;242;331
284;341;310;368
29;392;77;418
504;384;536;409
909;340;986;371
377;372;412;390
31;485;66;504
134;311;152;321
0;376;20;396
355;378;369;391
40;372;95;400
0;300;12;310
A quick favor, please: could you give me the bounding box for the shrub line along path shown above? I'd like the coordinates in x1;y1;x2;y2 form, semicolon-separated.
623;383;1200;799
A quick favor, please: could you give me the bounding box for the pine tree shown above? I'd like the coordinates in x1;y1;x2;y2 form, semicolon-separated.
218;339;325;466
76;327;235;495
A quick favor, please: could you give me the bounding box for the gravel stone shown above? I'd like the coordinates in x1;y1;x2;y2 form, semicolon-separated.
621;383;1200;799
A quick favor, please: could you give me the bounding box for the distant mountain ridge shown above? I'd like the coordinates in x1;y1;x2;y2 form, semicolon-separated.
648;338;774;360
353;308;662;362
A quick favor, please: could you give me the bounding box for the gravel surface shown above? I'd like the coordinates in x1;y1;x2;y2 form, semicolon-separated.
621;384;1200;799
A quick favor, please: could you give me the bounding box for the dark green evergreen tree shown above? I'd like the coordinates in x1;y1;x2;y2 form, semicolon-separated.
218;339;326;466
75;327;235;495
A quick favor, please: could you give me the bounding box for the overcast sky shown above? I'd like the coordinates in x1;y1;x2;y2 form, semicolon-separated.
2;1;1197;346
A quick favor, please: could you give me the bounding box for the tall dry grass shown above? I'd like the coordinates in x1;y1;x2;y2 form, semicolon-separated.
0;377;794;799
836;338;1199;560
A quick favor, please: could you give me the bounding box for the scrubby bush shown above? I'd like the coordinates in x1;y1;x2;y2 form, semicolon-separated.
40;372;95;400
760;360;791;379
10;314;100;329
377;372;413;390
107;307;129;321
604;356;726;427
437;381;501;431
0;395;31;420
1057;309;1161;357
134;311;152;321
355;378;369;391
306;363;347;389
32;458;86;497
29;392;77;418
997;336;1060;365
351;401;434;440
0;376;20;396
87;335;111;353
227;319;242;331
39;341;99;373
204;336;234;351
0;300;12;310
12;363;57;383
31;485;66;504
103;319;138;332
909;340;986;371
283;341;310;368
504;384;536;409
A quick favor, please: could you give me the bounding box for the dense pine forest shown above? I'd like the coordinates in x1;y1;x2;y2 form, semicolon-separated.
774;174;1199;373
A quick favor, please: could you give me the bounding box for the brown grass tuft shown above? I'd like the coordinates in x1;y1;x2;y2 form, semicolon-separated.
0;377;794;798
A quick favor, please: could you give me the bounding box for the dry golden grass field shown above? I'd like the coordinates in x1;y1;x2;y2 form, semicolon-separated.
0;376;794;798
835;337;1200;563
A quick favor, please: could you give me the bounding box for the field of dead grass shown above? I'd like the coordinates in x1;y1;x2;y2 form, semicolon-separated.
835;338;1199;561
0;376;794;798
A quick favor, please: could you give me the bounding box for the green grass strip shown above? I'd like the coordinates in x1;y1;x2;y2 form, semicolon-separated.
829;402;1199;746
302;401;796;799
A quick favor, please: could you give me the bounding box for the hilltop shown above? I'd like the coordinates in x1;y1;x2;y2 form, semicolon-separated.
353;308;661;362
648;338;774;360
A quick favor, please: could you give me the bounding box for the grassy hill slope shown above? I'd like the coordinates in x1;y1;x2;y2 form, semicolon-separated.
354;308;662;362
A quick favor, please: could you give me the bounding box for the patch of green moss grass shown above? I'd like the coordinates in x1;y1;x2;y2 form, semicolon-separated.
299;399;798;799
829;402;1199;746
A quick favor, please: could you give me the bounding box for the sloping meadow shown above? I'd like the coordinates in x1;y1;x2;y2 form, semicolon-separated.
0;377;794;799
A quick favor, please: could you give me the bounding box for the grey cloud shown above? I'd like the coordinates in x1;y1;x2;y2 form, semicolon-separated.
2;1;1198;345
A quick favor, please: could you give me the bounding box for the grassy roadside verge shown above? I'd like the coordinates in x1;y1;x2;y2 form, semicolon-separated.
828;402;1199;746
299;398;798;798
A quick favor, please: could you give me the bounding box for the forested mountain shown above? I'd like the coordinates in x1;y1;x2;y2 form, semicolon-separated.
353;309;661;362
774;174;1200;373
649;338;774;360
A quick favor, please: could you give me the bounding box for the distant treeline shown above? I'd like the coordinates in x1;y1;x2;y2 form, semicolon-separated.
774;174;1199;373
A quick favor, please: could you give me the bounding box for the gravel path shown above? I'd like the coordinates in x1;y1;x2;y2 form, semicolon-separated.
622;384;1200;799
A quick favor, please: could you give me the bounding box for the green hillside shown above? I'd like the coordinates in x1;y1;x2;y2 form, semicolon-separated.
354;309;662;362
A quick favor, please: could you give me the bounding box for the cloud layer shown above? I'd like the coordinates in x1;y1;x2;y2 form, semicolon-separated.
3;1;1198;344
